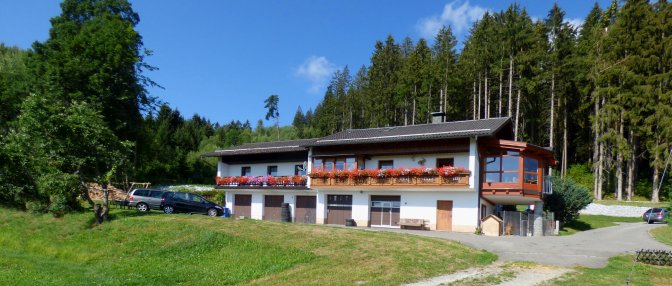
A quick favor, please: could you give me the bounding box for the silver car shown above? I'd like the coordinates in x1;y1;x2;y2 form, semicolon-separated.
127;189;166;211
643;208;669;224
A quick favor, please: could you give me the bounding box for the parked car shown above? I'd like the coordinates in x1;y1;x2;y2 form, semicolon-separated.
127;189;167;211
160;191;223;216
642;208;669;223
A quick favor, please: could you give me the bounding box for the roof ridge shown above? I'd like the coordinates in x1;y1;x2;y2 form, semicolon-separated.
339;117;510;132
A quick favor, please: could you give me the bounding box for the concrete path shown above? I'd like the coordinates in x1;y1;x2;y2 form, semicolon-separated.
376;222;671;268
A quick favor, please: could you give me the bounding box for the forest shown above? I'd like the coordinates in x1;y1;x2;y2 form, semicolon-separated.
0;0;670;215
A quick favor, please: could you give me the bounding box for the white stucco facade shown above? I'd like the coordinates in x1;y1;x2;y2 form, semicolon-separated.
218;161;305;177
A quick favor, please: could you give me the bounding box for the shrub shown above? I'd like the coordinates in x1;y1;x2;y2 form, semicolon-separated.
566;163;594;193
544;176;593;224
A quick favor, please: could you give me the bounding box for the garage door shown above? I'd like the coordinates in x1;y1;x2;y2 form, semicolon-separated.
370;195;401;227
264;195;284;221
326;195;352;225
295;196;316;224
234;194;252;218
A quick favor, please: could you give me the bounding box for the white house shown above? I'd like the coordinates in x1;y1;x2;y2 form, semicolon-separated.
204;117;555;233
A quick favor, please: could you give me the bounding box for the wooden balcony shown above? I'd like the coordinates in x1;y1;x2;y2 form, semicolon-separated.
310;172;470;189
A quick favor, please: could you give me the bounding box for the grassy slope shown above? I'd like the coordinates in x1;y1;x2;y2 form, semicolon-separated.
0;207;495;286
559;215;641;236
651;225;672;246
546;255;672;286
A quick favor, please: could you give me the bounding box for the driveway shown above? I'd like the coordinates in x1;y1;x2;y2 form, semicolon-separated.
374;223;672;268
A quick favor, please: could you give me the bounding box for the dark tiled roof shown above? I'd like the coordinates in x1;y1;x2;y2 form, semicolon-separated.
203;139;315;157
306;118;511;147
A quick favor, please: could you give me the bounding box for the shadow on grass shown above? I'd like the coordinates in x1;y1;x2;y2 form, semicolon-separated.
84;207;165;229
563;220;593;232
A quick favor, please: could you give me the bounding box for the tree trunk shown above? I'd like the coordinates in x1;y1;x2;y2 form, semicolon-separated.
593;91;600;193
478;72;482;120
514;89;521;141
616;111;624;201
652;164;660;203
412;99;416;125
626;134;637;201
508;55;514;117
562;101;568;178
597;139;604;200
473;80;477;120
499;60;503;117
550;72;555;150
485;67;489;119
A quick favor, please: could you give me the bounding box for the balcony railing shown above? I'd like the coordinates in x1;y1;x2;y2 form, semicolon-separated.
310;170;470;188
215;175;308;188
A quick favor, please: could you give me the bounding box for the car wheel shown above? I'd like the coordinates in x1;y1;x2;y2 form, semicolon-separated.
136;203;149;212
207;208;218;217
163;206;174;214
648;220;654;224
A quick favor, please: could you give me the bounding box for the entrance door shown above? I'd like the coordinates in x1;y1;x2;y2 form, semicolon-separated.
295;196;316;224
263;195;284;221
436;200;453;231
370;195;401;227
326;195;352;225
234;194;252;218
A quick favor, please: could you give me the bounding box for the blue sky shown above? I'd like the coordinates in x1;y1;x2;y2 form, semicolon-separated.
1;1;609;126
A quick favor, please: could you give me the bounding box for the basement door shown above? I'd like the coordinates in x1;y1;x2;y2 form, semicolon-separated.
295;196;316;224
234;194;252;218
263;195;284;221
370;195;401;227
326;195;352;225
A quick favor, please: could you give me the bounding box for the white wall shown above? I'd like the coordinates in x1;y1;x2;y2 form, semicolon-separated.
400;191;479;232
362;153;470;170
219;161;304;177
469;137;479;189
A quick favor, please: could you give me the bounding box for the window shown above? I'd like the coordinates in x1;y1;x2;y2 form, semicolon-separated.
345;157;356;170
189;194;203;203
335;158;345;170
315;157;356;171
133;189;149;197
324;160;334;171
313;158;323;170
484;150;519;183
150;190;164;198
241;166;251;176
436;158;454;168
173;192;188;201
267;166;278;176
524;157;539;184
378;160;394;169
295;164;305;175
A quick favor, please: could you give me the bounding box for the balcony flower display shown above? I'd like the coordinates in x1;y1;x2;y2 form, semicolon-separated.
438;166;466;177
215;175;308;187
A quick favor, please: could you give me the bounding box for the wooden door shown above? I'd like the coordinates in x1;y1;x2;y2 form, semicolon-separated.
234;194;252;218
326;195;352;225
436;200;453;231
295;196;316;224
263;195;284;221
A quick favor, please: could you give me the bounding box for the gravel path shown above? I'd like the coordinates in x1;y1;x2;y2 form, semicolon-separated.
406;262;571;286
377;222;670;268
579;203;651;217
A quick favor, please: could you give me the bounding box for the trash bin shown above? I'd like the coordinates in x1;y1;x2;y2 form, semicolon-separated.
223;207;231;218
345;218;356;227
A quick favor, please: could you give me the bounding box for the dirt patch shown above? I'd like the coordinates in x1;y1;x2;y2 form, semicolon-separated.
407;262;572;286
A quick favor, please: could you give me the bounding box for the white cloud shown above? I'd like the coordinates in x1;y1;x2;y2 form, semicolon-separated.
295;56;336;93
417;1;488;39
566;18;584;30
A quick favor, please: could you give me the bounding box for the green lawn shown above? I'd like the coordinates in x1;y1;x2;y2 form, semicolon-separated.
651;225;672;246
546;255;672;285
560;215;642;236
0;207;495;286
